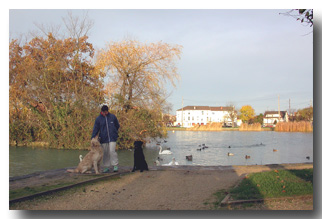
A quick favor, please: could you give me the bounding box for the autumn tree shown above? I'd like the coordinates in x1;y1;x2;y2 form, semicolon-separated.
239;105;255;124
250;113;264;125
95;40;182;148
296;106;313;121
9;39;32;143
9;11;106;149
9;34;105;149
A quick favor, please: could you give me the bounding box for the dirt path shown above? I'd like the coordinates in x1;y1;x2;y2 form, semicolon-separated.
10;163;313;210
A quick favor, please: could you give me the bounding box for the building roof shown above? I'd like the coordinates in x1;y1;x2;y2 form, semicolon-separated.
176;106;234;112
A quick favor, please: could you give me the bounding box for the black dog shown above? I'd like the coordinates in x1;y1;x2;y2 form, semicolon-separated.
132;141;149;172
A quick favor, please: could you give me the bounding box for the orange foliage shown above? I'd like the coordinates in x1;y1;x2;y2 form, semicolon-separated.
9;34;104;149
95;40;182;111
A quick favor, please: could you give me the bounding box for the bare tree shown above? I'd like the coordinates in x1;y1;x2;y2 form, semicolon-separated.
31;10;94;41
226;103;237;127
33;22;62;38
62;10;94;40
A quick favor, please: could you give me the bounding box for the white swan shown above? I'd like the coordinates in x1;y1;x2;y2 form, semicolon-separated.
159;146;173;155
169;158;179;165
227;152;234;156
162;158;179;166
79;155;83;162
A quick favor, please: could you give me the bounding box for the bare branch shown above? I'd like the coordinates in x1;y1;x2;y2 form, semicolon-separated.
62;10;94;39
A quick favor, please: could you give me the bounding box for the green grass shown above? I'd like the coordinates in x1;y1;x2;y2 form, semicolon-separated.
230;168;313;200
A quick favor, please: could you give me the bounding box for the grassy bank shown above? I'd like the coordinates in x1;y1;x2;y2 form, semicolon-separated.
229;168;313;200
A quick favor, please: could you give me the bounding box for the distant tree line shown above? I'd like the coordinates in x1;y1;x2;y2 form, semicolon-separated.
289;106;313;122
237;105;313;125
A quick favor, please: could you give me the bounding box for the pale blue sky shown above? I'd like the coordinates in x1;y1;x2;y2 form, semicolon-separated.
9;9;313;115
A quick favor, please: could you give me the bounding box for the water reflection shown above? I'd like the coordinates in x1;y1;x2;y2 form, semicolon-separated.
9;131;313;177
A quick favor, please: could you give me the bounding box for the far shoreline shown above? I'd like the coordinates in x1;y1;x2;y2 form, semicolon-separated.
9;127;312;149
166;127;274;132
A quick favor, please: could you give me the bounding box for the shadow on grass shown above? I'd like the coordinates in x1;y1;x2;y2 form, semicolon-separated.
229;176;263;200
229;167;313;201
288;168;313;184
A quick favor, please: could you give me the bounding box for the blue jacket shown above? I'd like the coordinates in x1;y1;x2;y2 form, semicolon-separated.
91;112;120;143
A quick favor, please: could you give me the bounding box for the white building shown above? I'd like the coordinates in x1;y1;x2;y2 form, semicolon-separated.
175;106;237;128
263;111;289;127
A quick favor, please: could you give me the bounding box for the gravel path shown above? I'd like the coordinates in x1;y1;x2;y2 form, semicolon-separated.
10;163;313;210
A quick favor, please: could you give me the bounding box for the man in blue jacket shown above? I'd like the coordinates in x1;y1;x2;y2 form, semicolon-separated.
91;105;120;173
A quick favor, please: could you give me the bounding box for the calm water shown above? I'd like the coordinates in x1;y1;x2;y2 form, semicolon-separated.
9;131;313;177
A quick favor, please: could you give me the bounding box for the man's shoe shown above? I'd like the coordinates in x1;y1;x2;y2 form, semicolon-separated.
103;168;109;173
113;166;118;172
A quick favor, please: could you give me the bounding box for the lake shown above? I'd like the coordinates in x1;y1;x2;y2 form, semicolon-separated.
9;131;313;177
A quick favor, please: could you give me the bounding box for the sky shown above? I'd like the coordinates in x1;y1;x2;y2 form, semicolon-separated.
3;2;321;218
8;7;314;115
